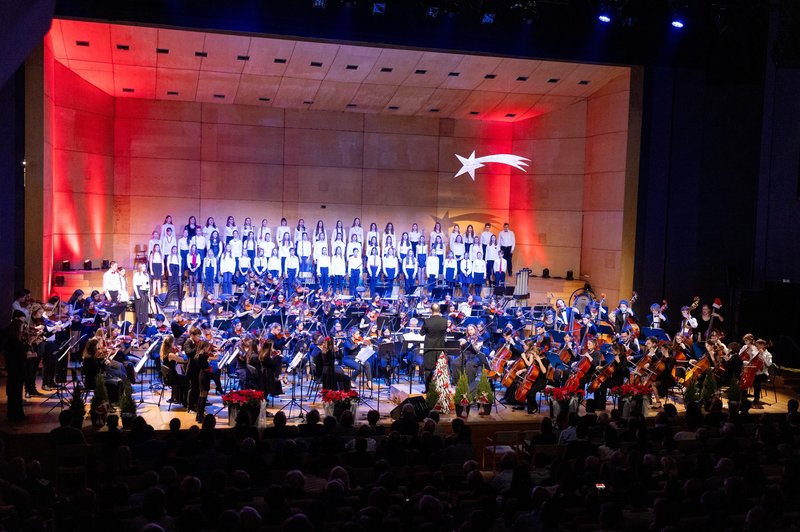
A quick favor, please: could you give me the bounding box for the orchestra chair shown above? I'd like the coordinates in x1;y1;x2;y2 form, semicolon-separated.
133;244;148;266
157;366;175;411
482;430;520;470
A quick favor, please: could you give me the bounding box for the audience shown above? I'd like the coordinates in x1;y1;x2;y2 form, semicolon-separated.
2;397;797;532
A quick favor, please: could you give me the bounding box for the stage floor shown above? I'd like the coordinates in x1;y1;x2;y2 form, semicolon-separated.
0;371;794;436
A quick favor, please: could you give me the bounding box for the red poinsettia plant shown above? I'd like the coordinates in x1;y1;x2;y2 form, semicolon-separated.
221;389;265;409
322;389;359;408
610;384;651;399
546;384;586;402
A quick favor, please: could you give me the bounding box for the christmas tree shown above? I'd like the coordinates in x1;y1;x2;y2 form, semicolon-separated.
431;352;454;413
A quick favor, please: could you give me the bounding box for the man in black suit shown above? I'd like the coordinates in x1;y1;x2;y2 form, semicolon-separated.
421;303;447;391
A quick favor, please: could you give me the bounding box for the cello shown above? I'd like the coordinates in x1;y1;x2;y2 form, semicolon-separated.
488;344;512;378
515;349;544;402
587;362;616;393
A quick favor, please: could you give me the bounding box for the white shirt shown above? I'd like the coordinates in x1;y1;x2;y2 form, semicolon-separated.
220;256;236;274
331;239;346;258
317;255;331;273
167;254;181;267
223;225;238;239
382;232;395;250
449;232;461;248
429;231;444;249
253;256;268;273
443;258;457;272
187;253;201;271
258;240;275;258
398;242;412;258
346;242;362;258
147;238;160;255
498;229;516;250
258;225;271;240
367;255;382;271
367;230;380;247
267;256;281;272
203;255;217;272
431;242;445;257
160;235;177;255
402;257;417;274
409;230;421;243
103;269;122;293
494;258;507;273
347;255;362;273
752;349;773;376
472;259;486;275
133;271;150;296
349;226;364;243
382;255;398;274
227;239;242;258
426;255;440;276
484;244;499;261
238;256;251;271
160;223;175;240
460;259;473;275
296;240;312;257
331;256;346;276
275;226;291;243
480;230;494;246
451;241;465;259
285;255;300;273
202;225;217;239
294;228;307;243
278;244;292;258
178;236;190;251
192;234;207;251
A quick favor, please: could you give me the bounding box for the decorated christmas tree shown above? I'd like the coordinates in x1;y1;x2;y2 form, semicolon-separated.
431;352;454;413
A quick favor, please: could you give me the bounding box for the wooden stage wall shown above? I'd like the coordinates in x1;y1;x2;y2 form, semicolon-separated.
26;38;637;305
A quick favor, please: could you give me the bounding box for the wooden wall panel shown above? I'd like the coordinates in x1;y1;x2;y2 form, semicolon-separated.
116;118;202;160
285;109;363;131
52;150;114;194
584;171;625;212
116;98;201;122
201;103;284;127
201;161;283;201
284;166;363;204
284;128;363;167
201;123;283;164
363;132;438;171
361;169;439;208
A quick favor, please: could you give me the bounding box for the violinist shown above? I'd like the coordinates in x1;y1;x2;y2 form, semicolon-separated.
170;312;188;339
376;327;397;385
457;323;491;384
360;309;379;331
530;323;552;351
749;339;773;407
617;329;641;361
193;340;215;423
200;293;218;319
343;327;373;389
458;294;476;319
26;304;46;397
257;338;283;398
161;333;187;406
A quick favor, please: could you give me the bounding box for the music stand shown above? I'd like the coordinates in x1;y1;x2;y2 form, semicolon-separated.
640;327;670;342
135;336;163;406
277;344;309;420
45;334;86;413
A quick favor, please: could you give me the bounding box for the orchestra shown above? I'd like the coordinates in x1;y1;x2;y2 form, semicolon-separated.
9;212;783;424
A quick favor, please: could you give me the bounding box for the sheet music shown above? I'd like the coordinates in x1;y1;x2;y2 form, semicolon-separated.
403;333;425;343
355;346;375;364
288;351;305;372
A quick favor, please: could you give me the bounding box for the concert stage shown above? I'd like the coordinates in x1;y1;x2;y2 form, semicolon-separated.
1;369;794;438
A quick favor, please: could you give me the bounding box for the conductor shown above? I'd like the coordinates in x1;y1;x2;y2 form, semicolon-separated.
421;303;447;391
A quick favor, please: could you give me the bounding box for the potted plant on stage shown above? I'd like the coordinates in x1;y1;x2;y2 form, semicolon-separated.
425;384;441;414
68;386;86;429
222;389;266;425
119;382;137;430
610;383;651;418
726;377;741;414
454;371;472;418
476;373;494;416
546;383;585;419
89;374;110;428
700;371;719;411
321;389;359;419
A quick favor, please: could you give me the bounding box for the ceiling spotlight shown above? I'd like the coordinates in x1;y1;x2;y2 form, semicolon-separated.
312;0;327;7
371;2;386;15
511;1;538;24
597;1;615;24
670;5;686;28
481;12;496;24
598;12;611;23
426;6;440;19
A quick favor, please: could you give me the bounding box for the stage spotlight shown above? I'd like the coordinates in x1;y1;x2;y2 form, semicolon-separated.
566;270;574;281
55;276;65;287
481;12;496;24
61;260;71;272
598;10;612;23
83;260;92;270
371;2;386;15
542;268;550;279
511;1;538;24
102;259;110;270
426;6;440;19
670;7;686;28
312;0;326;7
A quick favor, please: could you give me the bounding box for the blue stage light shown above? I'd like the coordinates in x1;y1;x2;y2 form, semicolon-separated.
671;19;684;28
598;13;611;23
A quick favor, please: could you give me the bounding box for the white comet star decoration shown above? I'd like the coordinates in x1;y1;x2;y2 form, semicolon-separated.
454;151;531;180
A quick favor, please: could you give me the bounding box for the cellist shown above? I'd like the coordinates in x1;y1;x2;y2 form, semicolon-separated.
648;341;676;410
505;341;548;414
748;339;773;407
